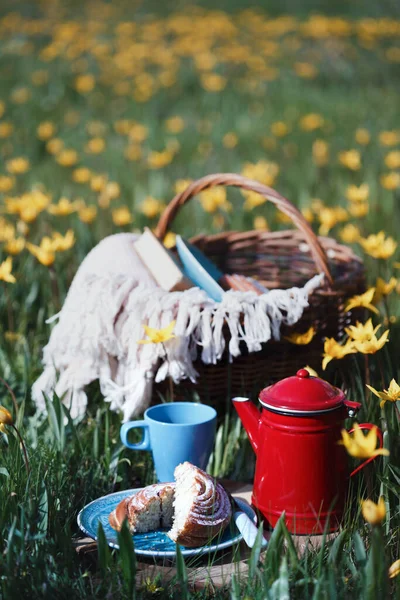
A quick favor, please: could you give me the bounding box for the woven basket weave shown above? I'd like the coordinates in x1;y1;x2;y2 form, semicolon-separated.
153;173;365;408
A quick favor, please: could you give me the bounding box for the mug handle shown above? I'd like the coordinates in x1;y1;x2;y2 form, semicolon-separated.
349;423;384;478
120;421;151;451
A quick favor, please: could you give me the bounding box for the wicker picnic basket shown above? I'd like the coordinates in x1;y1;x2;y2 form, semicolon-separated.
153;173;365;408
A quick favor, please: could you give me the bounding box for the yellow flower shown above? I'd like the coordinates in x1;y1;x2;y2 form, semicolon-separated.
294;62;317;78
299;113;324;131
253;216;269;231
380;172;400;190
46;138;64;155
389;559;400;579
139;197;164;219
112;207;133;226
0;406;13;426
4;331;22;342
374;276;397;304
0;100;5;118
322;338;356;370
242;160;279;186
318;207;348;236
85;137;106;154
200;188;229;213
339;425;389;459
301;207;314;223
147;150;173;169
312;139;329;167
5;238;25;255
124;145;142;161
201;73;226;92
91;174;108;193
6;157;30;174
222;132;238;148
37;121;56;141
339;223;361;243
74;74;95;94
26;240;55;266
0;175;14;192
345;319;389;354
355;128;370;145
51;230;75;252
165;116;185;134
47;198;79;216
271;121;289;137
285;326;315;345
11;87;31;104
346;184;369;203
0;219;15;242
0;122;14;138
367;379;400;409
359;231;397;259
304;365;319;377
361;497;386;526
379;130;400;147
31;69;48;86
345;288;379;314
128;124;148;142
338;150;361;171
72;167;92;183
56;149;78;167
349;202;369;218
163;232;176;249
78;205;97;224
98;182;121;209
174;180;192;195
0;257;16;283
138;321;176;344
384;151;400;170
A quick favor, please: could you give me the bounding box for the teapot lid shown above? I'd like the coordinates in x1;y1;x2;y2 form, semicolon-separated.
259;369;345;414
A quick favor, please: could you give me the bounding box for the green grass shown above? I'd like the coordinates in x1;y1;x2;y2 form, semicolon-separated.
0;0;400;598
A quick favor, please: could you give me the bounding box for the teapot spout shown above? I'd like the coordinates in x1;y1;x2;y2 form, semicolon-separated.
232;397;260;454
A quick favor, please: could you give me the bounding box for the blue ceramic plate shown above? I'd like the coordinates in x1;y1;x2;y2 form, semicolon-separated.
77;488;256;557
176;236;225;302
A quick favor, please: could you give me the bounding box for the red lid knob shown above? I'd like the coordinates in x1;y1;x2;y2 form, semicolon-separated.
296;369;310;378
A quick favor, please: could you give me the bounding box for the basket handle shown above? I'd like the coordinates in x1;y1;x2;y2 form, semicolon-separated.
155;173;333;287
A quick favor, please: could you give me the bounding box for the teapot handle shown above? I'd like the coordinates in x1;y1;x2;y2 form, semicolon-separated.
348;423;384;478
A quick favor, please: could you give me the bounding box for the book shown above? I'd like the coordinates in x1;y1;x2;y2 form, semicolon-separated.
133;228;193;292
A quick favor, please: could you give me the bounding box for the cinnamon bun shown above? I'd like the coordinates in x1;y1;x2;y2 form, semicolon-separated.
168;462;232;547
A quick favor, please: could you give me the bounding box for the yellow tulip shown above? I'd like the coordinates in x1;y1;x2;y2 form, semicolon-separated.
285;326;316;345
361;497;386;526
112;207;133;226
339;425;389;459
359;231;397;259
0;406;13;426
389;559;400;579
322;338;356;370
138;321;176;345
0;257;16;283
338;150;361;171
345;319;389;354
373;276;397;304
367;379;400;409
4;238;25;255
345;288;379;314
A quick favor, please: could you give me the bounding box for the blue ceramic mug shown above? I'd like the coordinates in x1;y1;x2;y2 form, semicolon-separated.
120;402;217;482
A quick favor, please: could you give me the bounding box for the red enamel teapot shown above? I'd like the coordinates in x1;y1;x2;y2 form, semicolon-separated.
233;369;384;534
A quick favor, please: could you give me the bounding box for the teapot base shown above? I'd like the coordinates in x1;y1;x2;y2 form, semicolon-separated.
252;498;341;535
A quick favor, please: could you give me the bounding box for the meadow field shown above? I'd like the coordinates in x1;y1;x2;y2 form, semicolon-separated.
0;0;399;598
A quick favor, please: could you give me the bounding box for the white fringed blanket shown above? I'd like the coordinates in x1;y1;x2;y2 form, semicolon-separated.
32;233;324;421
